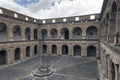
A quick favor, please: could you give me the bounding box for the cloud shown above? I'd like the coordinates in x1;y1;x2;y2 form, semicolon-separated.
0;0;103;19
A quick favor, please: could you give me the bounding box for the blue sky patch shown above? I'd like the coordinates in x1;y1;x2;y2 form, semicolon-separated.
13;0;39;6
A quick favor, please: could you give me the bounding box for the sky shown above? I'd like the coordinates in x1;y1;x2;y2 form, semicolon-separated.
0;0;104;19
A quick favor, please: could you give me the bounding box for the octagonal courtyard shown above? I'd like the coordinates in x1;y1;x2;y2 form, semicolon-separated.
0;55;99;80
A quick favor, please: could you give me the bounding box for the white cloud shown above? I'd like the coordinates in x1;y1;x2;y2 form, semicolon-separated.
0;0;104;19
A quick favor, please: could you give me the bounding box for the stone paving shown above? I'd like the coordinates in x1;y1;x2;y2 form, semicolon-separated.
0;55;99;80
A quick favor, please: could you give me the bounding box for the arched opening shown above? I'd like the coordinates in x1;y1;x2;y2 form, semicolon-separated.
34;45;37;55
42;29;47;40
0;23;7;42
51;28;57;39
73;27;82;39
52;45;57;54
13;25;21;41
26;46;30;57
74;45;81;56
0;50;7;65
34;29;38;40
62;45;68;55
109;1;117;43
61;28;69;40
87;46;96;57
111;62;115;80
14;48;20;61
86;26;98;39
42;45;47;54
25;27;31;40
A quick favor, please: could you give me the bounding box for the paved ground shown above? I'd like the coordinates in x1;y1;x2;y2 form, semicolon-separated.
0;55;99;80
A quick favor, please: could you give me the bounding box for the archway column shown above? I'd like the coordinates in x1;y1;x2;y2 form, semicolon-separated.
21;27;25;40
30;46;33;57
81;45;86;56
21;46;26;59
47;44;51;55
7;48;14;64
47;30;51;39
7;24;13;41
31;28;34;40
58;30;61;39
68;45;73;56
82;28;86;39
69;29;72;39
58;45;62;55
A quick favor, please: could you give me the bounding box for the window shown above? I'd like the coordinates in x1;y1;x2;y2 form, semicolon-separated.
75;17;79;21
52;19;55;23
63;18;67;22
90;15;95;20
0;9;2;14
14;13;18;18
34;19;36;23
43;20;46;24
25;17;28;21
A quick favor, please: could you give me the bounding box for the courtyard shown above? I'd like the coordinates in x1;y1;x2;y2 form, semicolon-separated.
0;55;99;80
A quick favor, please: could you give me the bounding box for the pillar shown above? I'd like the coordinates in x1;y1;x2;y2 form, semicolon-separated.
7;25;13;41
21;27;25;40
82;28;86;39
68;44;73;56
47;44;51;55
57;45;62;55
7;48;14;64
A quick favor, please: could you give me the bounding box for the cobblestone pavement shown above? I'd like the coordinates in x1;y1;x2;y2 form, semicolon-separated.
0;55;99;80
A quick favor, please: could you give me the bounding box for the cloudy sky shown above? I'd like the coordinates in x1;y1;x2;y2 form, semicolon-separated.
0;0;104;19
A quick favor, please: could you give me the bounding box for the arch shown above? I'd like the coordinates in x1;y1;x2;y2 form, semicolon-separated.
87;45;96;57
109;1;117;43
51;28;57;39
0;22;7;42
34;45;38;55
42;45;47;54
111;62;115;80
73;27;82;39
42;29;47;40
62;45;68;55
61;28;69;40
25;27;31;40
0;50;7;65
51;45;57;54
86;26;98;39
111;1;117;20
13;25;21;41
14;48;20;61
34;29;38;40
26;46;30;57
74;45;81;56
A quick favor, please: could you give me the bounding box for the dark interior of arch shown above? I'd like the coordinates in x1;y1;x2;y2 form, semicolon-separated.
34;45;37;55
13;25;21;41
52;45;57;54
15;48;20;61
34;29;38;40
42;29;47;40
51;29;57;39
62;45;68;55
42;45;47;54
0;50;6;65
0;23;7;42
112;63;115;80
86;26;98;39
74;45;81;56
26;46;30;57
61;28;69;40
73;27;82;39
25;28;30;40
87;46;96;56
